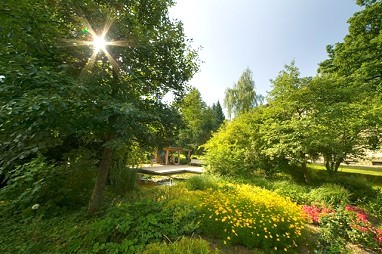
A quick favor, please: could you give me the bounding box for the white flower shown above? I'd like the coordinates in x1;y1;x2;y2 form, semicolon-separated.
32;204;40;210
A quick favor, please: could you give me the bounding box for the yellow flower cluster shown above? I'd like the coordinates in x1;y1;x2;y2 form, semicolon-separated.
198;184;305;252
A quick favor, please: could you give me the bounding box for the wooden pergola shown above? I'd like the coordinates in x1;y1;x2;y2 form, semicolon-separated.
161;147;191;165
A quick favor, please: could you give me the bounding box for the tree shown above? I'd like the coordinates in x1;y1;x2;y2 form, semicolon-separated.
316;0;382;171
307;75;379;173
319;1;382;93
211;101;225;130
0;0;199;213
264;61;314;180
177;88;215;153
223;67;263;119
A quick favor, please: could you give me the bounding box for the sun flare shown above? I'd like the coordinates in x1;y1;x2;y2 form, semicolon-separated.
92;34;107;53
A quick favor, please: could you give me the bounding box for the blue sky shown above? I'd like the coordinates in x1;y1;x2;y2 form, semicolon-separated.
169;0;361;106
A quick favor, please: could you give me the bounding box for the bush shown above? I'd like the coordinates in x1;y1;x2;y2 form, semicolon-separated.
364;191;382;218
185;175;219;191
309;171;377;203
198;183;306;252
83;187;200;253
272;180;310;205
139;237;219;254
315;206;382;252
109;167;140;195
307;184;350;207
0;151;96;217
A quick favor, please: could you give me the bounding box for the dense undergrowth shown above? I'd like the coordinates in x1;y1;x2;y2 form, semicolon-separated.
1;159;381;253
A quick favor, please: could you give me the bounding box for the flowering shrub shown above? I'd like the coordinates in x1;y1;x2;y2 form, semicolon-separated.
344;205;382;249
304;204;382;251
198;184;306;252
302;205;333;224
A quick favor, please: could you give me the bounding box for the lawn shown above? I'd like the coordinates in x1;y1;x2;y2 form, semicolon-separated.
309;163;382;188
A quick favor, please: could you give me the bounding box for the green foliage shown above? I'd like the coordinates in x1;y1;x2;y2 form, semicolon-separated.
315;206;382;252
364;190;382;218
198;184;306;252
272;180;310;205
109;167;140;195
177;88;223;153
83;188;200;252
184;175;219;191
1;0;199;212
223;67;263;119
0;152;95;217
309;170;378;203
307;184;350;208
140;237;219;254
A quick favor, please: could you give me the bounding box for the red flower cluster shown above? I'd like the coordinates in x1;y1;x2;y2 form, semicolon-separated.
345;205;368;223
345;205;381;247
377;229;382;244
302;205;332;224
302;204;381;248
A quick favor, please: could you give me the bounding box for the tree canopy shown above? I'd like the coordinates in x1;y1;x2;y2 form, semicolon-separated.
224;68;263;119
0;0;199;213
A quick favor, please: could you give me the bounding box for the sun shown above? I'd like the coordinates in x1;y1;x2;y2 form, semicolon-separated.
65;17;130;75
92;34;107;53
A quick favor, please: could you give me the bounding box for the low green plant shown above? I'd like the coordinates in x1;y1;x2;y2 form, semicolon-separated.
0;152;95;218
305;205;382;252
139;237;219;254
198;183;306;252
364;190;382;218
185;175;219;191
82;187;201;253
309;170;378;203
272;180;310;204
307;184;350;207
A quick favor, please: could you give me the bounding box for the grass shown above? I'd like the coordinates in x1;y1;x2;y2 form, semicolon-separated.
309;163;382;188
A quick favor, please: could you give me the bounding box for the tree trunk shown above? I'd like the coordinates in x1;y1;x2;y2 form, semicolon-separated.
300;152;309;183
88;142;113;214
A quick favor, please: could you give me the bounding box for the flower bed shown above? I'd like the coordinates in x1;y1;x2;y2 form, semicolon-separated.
198;184;305;252
303;204;382;251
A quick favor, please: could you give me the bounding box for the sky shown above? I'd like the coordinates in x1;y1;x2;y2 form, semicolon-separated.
169;0;362;106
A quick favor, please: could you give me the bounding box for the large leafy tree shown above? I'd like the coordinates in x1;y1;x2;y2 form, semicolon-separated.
316;0;382;171
0;0;198;213
319;0;382;93
264;61;314;180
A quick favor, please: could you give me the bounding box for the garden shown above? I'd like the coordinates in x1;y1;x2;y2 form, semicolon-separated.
1;156;381;253
1;0;382;253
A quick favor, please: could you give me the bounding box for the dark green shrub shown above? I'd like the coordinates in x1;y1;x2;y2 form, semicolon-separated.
0;152;95;217
332;175;378;203
140;237;219;254
308;184;350;207
109;167;140;195
83;193;199;252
